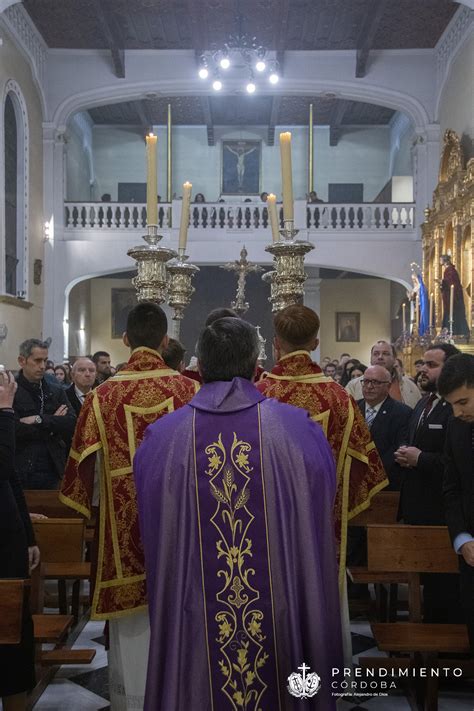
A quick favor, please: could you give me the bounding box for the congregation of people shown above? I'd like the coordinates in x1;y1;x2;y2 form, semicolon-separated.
0;304;473;710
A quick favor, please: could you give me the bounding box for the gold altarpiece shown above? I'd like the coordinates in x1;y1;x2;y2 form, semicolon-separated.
422;129;473;350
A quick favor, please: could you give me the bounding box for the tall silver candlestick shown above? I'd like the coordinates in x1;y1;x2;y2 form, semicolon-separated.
127;224;177;303
167;249;199;340
263;220;314;312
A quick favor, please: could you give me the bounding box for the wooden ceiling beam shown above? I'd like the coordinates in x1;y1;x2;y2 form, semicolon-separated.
267;96;281;146
355;0;388;78
329;99;350;146
93;0;125;78
200;97;214;146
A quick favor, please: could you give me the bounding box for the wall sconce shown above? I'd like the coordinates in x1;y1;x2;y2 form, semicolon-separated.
44;221;51;241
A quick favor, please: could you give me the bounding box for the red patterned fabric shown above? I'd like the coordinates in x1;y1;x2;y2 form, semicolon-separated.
60;347;198;619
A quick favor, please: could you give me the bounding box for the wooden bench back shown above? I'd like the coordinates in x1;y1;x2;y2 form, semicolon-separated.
367;524;458;574
24;490;82;519
0;579;27;643
349;491;399;526
32;518;85;563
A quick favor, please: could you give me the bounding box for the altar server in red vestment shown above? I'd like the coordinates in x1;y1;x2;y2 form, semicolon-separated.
257;305;388;588
135;317;343;710
60;302;198;710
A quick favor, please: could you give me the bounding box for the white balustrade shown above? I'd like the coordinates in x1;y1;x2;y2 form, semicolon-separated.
64;201;414;233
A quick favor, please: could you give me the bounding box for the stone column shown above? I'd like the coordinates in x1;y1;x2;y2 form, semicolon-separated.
412;124;441;232
42;124;67;363
304;270;322;363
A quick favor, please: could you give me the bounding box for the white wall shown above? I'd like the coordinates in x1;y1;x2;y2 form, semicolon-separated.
319;278;392;362
0;24;44;368
438;33;474;158
81;122;393;203
66;113;93;201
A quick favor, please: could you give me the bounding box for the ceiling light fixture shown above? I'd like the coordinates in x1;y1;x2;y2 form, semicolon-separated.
195;1;280;94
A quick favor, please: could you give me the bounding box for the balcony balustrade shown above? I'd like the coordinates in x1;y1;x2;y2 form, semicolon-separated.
64;201;415;234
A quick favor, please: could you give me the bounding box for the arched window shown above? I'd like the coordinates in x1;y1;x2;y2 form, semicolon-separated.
2;82;28;298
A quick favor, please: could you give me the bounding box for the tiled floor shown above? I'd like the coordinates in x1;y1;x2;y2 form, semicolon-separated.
11;616;474;709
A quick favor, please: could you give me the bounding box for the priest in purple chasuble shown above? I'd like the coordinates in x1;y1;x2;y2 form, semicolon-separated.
60;303;198;711
135;318;343;711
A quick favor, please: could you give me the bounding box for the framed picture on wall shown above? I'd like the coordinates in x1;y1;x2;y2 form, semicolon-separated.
221;139;261;195
336;312;360;342
111;288;137;339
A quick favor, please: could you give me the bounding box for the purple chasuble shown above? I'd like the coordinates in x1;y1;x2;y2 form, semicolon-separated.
134;378;343;710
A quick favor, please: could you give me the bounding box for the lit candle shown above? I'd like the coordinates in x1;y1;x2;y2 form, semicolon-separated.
410;299;415;329
267;193;280;242
402;302;406;332
178;181;192;252
429;292;434;329
449;284;454;323
279;132;294;222
146;133;158;225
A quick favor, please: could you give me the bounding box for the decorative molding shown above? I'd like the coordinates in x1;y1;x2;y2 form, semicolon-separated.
436;5;474;91
2;4;47;98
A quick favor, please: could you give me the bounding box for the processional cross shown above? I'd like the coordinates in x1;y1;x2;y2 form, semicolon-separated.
221;246;263;315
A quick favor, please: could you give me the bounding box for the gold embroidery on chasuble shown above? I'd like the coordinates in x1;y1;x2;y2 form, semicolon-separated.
199;430;278;710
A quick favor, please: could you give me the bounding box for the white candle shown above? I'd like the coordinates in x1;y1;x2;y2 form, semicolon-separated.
429;292;434;329
402;303;406;332
279;132;294;222
145;133;157;225
449;284;454;323
178;181;192;252
267;193;280;242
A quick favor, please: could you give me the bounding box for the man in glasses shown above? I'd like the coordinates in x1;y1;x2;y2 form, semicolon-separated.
346;340;421;408
357;365;412;490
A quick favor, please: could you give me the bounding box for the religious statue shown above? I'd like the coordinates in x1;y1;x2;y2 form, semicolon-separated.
439;254;470;337
221;246;263;315
407;262;429;335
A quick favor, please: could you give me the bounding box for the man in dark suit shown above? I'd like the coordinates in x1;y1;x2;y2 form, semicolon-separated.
357;365;412;490
66;357;96;416
439;353;474;654
395;342;461;622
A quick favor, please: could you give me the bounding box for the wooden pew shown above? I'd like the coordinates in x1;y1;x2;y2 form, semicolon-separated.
0;579;28;644
32;518;91;621
24;490;82;519
361;524;470;710
347;491;406;619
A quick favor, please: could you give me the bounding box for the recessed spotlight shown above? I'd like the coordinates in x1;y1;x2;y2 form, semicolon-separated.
220;57;230;69
269;73;279;84
246;82;256;94
255;60;266;72
212;79;223;91
198;67;209;79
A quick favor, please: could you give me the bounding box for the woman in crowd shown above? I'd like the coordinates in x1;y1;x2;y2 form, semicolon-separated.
54;364;70;387
0;370;40;710
350;363;367;380
339;358;361;387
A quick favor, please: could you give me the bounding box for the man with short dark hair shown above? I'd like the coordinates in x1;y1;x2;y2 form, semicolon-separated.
439;353;474;653
346;339;421;407
92;350;111;386
324;362;337;379
204;306;238;327
60;303;198;710
395;342;461;623
162;338;186;372
13;338;76;489
134;317;343;710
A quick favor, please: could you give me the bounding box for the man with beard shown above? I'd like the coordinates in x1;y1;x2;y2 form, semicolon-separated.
92;351;112;386
439;354;474;654
394;343;460;623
